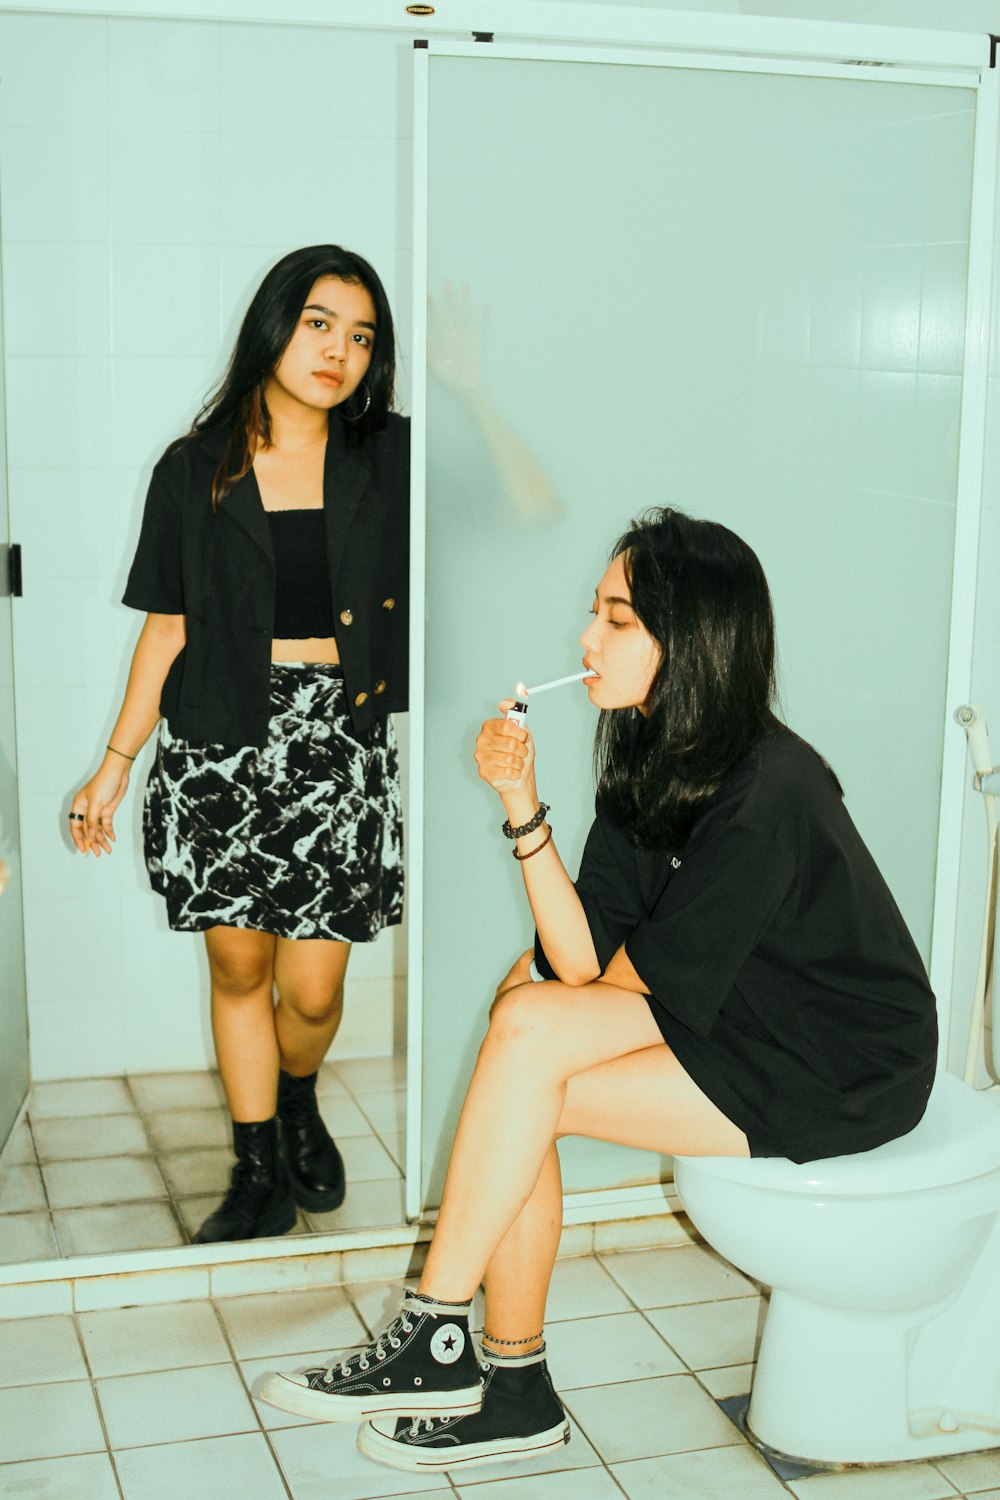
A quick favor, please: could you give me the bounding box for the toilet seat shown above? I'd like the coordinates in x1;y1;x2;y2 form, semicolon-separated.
679;1073;1000;1195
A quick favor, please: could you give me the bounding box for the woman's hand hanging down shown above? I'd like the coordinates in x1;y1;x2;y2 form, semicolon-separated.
68;612;185;857
69;760;131;856
474;699;537;804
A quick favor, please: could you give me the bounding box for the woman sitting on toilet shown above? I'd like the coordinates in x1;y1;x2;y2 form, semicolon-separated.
258;505;938;1474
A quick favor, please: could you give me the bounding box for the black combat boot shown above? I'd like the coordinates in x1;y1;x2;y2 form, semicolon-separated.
193;1117;297;1243
277;1068;346;1212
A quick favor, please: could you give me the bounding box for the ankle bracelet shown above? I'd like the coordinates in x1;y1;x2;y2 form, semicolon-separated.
407;1290;472;1312
482;1330;544;1346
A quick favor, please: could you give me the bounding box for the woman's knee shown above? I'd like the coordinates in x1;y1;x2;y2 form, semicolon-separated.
206;936;273;999
279;979;345;1027
486;980;563;1045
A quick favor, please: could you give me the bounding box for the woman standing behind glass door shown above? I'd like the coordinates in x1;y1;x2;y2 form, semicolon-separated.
69;246;407;1243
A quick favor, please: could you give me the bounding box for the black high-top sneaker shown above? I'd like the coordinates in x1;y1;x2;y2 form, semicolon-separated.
254;1292;483;1423
357;1341;569;1472
193;1118;297;1243
277;1069;345;1212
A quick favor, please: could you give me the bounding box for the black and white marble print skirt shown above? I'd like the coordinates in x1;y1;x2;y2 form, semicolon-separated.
143;663;403;942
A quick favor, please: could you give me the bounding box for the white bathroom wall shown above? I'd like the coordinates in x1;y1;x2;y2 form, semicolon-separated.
0;12;411;1079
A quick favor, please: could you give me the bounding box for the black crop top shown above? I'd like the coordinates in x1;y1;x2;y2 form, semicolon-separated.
266;508;337;639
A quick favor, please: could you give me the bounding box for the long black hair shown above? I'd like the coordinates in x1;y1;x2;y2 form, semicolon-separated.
174;244;396;508
595;506;800;849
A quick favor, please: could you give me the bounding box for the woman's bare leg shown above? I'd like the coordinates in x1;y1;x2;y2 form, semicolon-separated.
481;1144;563;1354
477;1036;748;1347
419;979;748;1303
273;937;352;1076
204;926;278;1121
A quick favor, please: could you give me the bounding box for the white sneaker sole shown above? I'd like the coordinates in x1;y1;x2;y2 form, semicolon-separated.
357;1416;571;1471
254;1370;483;1423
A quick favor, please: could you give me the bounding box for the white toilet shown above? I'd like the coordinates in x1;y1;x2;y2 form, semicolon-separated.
673;1071;1000;1465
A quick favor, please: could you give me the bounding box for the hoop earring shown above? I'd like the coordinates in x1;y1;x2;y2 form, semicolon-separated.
341;381;371;422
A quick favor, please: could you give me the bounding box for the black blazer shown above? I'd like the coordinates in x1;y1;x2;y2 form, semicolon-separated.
123;410;409;746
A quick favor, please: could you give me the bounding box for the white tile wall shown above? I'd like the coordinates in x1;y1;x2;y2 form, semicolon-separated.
0;12;411;1079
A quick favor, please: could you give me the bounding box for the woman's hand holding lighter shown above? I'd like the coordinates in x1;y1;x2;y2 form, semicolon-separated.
475;700;537;801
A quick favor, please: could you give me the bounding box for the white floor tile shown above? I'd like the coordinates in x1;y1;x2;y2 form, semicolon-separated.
0;1121;36;1167
335;1055;405;1092
303;1177;407;1234
316;1093;377;1138
542;1255;633;1323
599;1244;756;1309
29;1078;135;1118
696;1363;755;1400
52;1201;183;1256
788;1462;962;1498
0;1451;120;1499
79;1300;232;1376
339;1133;403;1183
159;1148;233;1197
97;1362;256;1449
128;1071;225;1112
544;1311;684;1390
143;1107;231;1152
354;1090;406;1138
455;1467;622;1499
0;1314;87;1387
936;1450;1000;1493
0;1163;47;1215
43;1154;167;1210
612;1443;790;1498
565;1373;741;1465
0;1380;105;1463
0;1212;59;1264
271;1421;453;1498
114;1432;289;1500
344;1278;420;1337
643;1294;764;1369
214;1285;367;1360
32;1112;151;1163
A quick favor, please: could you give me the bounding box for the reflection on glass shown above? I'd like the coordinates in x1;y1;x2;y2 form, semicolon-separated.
420;51;974;1205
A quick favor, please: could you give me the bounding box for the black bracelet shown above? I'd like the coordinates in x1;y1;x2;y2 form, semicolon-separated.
502;802;550;840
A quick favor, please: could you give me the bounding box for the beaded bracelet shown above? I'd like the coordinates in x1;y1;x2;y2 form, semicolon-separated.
502;802;550;840
512;825;553;861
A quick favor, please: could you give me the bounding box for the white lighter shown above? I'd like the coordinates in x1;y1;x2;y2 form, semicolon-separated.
505;682;530;728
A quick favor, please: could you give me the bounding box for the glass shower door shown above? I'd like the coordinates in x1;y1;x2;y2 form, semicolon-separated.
413;44;983;1212
0;237;28;1154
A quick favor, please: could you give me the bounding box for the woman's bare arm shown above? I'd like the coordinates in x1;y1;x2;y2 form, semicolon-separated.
475;705;599;985
70;612;185;856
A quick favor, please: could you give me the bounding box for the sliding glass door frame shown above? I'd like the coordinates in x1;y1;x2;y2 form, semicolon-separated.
407;33;999;1222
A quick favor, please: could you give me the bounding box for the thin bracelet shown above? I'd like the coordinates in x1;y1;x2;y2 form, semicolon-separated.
502;802;550;840
512;824;553;861
482;1330;544;1346
106;744;136;762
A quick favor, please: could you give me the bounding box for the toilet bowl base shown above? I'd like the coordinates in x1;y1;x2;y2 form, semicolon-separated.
747;1289;1000;1465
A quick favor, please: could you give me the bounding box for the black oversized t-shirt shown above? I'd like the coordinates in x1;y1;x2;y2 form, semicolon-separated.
535;730;938;1162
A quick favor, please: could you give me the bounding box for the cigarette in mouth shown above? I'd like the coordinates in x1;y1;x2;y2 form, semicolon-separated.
520;671;591;696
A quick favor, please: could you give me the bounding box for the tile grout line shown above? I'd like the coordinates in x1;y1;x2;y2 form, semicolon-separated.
206;1285;297;1500
70;1301;129;1500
